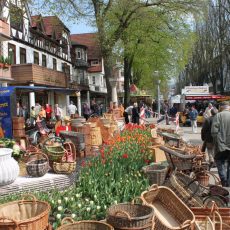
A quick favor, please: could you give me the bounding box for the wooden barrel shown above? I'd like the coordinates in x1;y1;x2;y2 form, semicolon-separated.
90;127;102;146
12;117;25;137
71;118;86;127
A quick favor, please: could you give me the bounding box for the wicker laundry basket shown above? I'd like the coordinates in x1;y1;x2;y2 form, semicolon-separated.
0;194;50;230
141;185;195;230
107;203;154;229
57;217;114;230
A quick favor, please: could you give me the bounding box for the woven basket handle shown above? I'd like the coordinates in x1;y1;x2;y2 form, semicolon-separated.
0;217;18;226
195;171;221;186
131;197;143;204
27;153;49;163
180;220;191;228
149;184;158;191
114;210;131;220
21;194;37;202
212;210;222;230
61;217;75;225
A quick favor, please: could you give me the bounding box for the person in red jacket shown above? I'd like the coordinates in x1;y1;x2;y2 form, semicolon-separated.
45;104;52;121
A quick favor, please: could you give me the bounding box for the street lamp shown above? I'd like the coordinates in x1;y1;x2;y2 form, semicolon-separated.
153;71;161;118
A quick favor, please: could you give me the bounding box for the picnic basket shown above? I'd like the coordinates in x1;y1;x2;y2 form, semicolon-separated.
106;202;154;229
142;164;168;185
57;217;114;230
0;194;50;230
26;153;49;177
53;161;76;174
141;184;195;230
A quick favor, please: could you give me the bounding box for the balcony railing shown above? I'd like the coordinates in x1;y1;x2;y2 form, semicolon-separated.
75;59;89;68
11;64;67;87
0;19;11;41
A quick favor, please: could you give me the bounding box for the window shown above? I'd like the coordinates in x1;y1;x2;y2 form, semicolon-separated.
34;51;39;65
10;5;23;31
20;48;26;64
42;54;46;67
8;43;16;64
77;50;81;59
92;76;96;85
91;60;99;66
53;58;57;70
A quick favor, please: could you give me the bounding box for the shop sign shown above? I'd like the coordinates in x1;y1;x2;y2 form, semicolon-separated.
183;86;209;95
186;95;227;100
0;88;13;138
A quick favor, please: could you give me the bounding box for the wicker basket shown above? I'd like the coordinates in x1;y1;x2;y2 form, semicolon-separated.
142;164;168;186
106;203;154;229
44;145;65;168
26;153;49;177
164;171;204;207
53;162;76;174
57;217;114;230
63;142;76;162
141;185;195;230
0;194;50;230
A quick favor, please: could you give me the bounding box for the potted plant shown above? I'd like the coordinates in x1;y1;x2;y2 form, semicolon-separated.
0;55;12;69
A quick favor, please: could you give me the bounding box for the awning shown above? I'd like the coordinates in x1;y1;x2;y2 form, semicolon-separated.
185;95;227;100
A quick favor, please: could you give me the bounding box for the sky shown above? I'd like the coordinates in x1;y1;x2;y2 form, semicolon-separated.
67;20;96;34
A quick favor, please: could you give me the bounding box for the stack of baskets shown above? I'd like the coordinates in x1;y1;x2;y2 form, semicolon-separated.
142;163;168;186
0;194;50;230
57;218;114;230
26;153;49;177
53;142;76;174
106;202;154;230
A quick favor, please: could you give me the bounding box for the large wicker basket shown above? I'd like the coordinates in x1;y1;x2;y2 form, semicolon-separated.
0;194;50;230
142;164;168;186
57;217;114;230
53;162;76;174
26;153;49;177
141;185;195;230
106;203;154;229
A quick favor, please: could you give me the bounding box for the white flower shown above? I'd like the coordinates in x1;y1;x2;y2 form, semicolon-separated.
51;200;55;204
70;197;74;201
75;194;81;198
57;199;62;204
58;206;63;211
85;198;89;202
96;206;101;210
90;200;94;205
56;214;61;219
71;213;76;219
64;197;69;202
94;195;97;199
78;203;82;208
104;205;107;210
86;207;91;212
114;200;118;204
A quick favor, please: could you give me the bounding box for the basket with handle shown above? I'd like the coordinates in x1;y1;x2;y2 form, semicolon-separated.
141;184;195;230
26;153;49;177
106;201;154;229
57;217;114;230
53;161;76;174
142;164;168;186
0;194;50;230
192;202;230;230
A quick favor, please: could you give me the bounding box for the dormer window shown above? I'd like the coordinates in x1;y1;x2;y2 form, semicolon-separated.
77;50;81;59
91;60;99;66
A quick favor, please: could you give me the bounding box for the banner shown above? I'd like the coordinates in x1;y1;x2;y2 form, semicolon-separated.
0;88;13;138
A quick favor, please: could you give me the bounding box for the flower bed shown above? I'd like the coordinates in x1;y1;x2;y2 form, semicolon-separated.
0;124;154;229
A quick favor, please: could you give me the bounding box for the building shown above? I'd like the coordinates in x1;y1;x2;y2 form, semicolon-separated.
70;33;107;109
0;0;75;116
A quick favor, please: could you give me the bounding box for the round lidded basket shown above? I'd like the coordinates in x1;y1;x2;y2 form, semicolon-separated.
26;153;49;177
57;217;114;230
0;194;50;230
106;203;154;229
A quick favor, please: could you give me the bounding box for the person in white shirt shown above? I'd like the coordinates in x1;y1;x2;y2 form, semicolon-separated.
54;104;62;121
203;103;213;119
67;101;77;118
124;105;133;124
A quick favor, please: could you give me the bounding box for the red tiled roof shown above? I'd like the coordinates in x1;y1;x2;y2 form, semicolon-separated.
70;33;101;60
31;15;41;28
88;65;102;73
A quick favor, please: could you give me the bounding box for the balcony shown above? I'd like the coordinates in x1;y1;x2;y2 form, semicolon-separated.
75;59;88;68
11;64;67;87
0;66;12;81
0;19;11;41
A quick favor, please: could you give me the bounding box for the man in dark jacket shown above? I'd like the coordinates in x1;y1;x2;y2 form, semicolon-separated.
211;101;230;186
189;105;198;133
201;108;218;166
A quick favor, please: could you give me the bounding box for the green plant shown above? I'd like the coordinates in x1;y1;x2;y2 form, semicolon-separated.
0;55;12;66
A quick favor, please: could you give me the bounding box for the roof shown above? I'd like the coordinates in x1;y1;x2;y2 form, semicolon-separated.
31;15;70;40
88;65;102;73
70;33;101;60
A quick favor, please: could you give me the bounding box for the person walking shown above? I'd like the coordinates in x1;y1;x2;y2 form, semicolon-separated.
68;101;77;119
39;106;46;120
45;104;52;121
201;108;218;168
211;101;230;187
82;103;91;120
163;101;170;125
30;106;36;126
203;103;214;119
189;105;198;133
124;105;133;124
34;102;41;117
132;102;140;124
16;102;23;117
54;104;62;121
